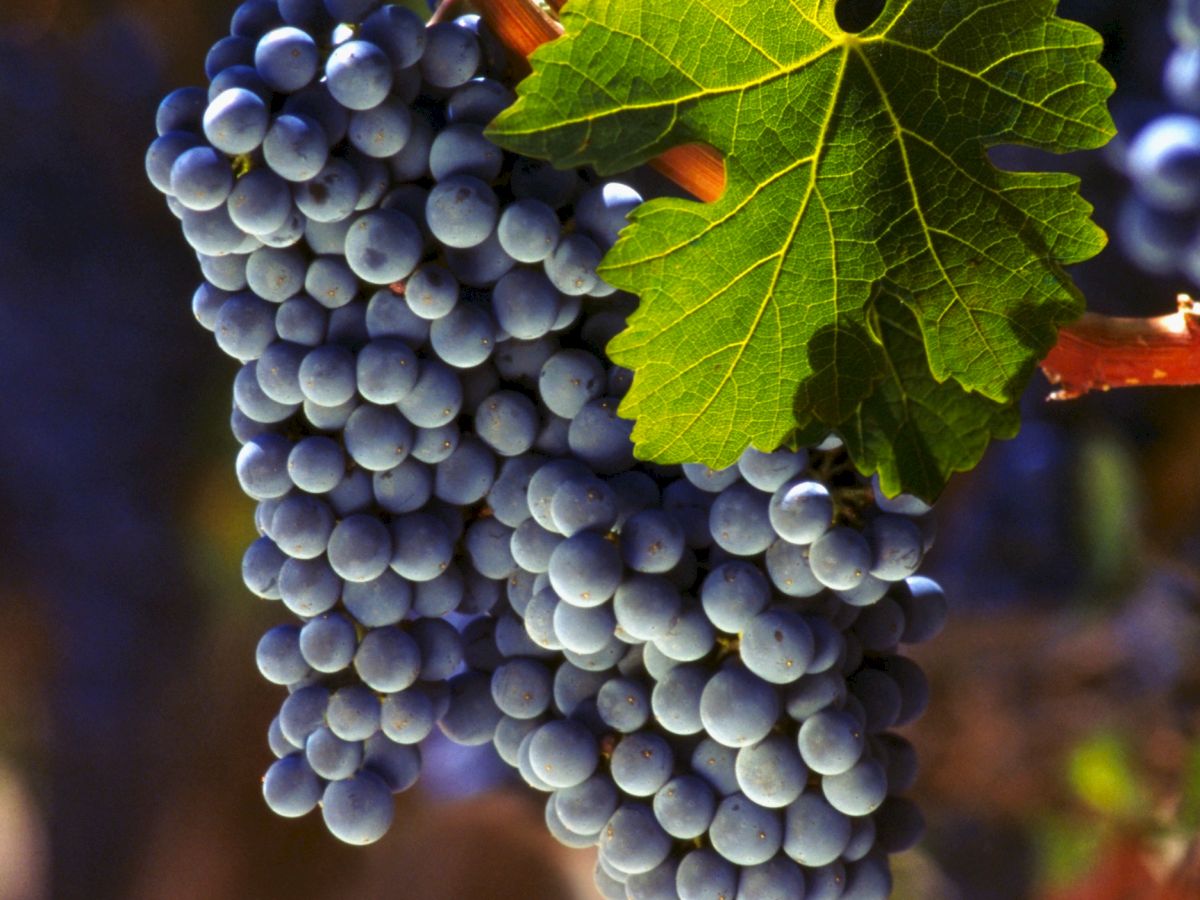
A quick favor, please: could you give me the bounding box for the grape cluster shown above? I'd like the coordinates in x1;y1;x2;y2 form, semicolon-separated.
147;2;948;896
1116;0;1200;278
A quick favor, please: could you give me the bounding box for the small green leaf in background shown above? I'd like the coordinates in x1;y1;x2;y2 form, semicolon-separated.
1034;813;1105;889
489;0;1115;499
1068;731;1144;818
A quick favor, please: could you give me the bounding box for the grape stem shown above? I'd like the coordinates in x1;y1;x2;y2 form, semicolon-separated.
428;0;460;25
1040;295;1200;399
476;0;1199;400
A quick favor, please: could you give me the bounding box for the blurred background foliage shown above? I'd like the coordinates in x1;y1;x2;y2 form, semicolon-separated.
0;0;1197;897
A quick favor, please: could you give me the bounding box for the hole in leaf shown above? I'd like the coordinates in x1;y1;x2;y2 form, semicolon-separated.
835;0;886;33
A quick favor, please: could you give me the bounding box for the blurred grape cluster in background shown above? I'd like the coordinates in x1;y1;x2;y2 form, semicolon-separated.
1;0;1199;897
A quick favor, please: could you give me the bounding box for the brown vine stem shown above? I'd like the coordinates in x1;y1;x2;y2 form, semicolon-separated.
1039;295;1200;398
428;0;459;25
475;0;1200;395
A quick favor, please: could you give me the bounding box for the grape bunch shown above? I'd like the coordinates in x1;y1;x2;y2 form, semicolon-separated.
1116;0;1200;278
146;2;948;897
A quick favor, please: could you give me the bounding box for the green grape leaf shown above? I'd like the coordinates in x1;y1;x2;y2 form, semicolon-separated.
837;294;1021;501
488;0;1114;498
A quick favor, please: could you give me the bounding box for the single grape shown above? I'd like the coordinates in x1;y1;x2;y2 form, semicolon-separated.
769;478;833;544
420;22;480;89
262;114;328;183
675;849;738;900
254;26;319;92
735;734;808;809
321;770;394;845
305;726;363;780
599;804;672;876
172;147;236;217
699;666;780;748
204;87;269;155
344;209;422;284
809;525;871;591
797;708;865;776
425;174;499;249
781;792;852;867
327;685;381;742
262;754;322;817
256;623;310;685
349;96;413;159
708;792;782;866
325;39;393;111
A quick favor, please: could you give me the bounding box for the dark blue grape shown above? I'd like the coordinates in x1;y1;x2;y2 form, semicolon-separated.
342;570;412;627
247;246;306;302
325;39;393;111
227;168;292;236
491;657;553;719
209;64;271;103
326;685;381;742
426;174;499;249
278;556;341;617
568;397;634;475
254;26;318;92
797;708;864;775
430;302;496;368
708;792;782;865
271;493;335;559
156;86;206;136
439;671;502;746
344;208;422;285
682;462;740;493
544;232;602;296
599;803;672;876
699;666;780;748
465;516;516;579
146;133;205;195
278;684;330;747
709;482;774;556
231;0;283;39
781;792;851;867
236;432;293;500
555;774;619;836
263;113;329;183
205;34;256;80
650;664;707;736
734;735;807;808
389;512;454;582
204;87;269;155
354;626;420;693
610;732;674;797
447;77;515;126
360;4;426;68
548;531;623;608
321;770;394;845
429;123;503;182
256;623;309;685
434;434;495;505
305;725;363;780
298;614;355;676
737;856;807;900
326;514;392;582
420;21;480;89
294;158;361;224
171;146;234;212
675;848;737;900
180;204;252;258
263;754;322;817
198;254;248;292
